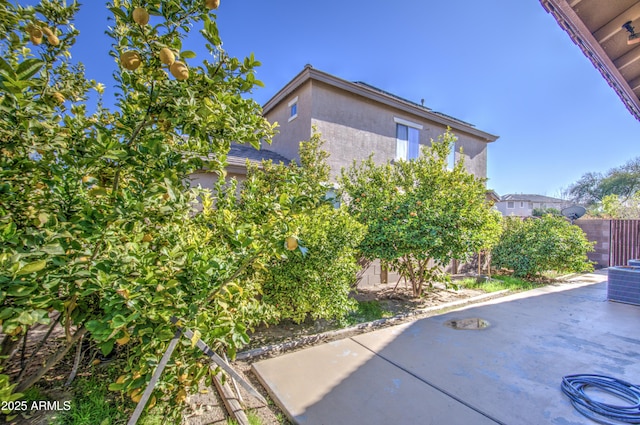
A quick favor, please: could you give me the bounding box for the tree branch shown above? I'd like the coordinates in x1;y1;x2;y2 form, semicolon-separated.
16;326;87;393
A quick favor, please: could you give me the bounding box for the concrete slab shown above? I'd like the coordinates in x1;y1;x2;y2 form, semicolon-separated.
253;276;640;425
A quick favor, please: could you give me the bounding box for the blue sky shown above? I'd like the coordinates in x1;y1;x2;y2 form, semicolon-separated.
19;0;640;197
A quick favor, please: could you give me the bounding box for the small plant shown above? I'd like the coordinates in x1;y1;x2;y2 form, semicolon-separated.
344;300;393;325
459;276;540;292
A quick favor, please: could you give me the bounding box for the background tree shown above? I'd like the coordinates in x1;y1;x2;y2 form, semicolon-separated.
0;0;289;418
340;130;502;297
569;157;640;216
532;207;561;217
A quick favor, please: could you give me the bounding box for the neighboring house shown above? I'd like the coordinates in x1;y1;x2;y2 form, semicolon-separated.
190;143;290;193
261;65;499;181
496;194;569;217
540;0;640;121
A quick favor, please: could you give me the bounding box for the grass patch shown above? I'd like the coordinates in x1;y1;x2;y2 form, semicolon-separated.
226;410;265;425
52;372;127;425
459;275;541;293
50;362;166;425
344;300;393;326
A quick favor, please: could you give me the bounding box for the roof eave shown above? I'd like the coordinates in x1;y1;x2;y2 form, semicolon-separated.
263;66;499;143
540;0;640;121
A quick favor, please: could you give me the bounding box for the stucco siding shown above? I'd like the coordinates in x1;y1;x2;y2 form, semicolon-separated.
309;80;488;179
264;80;313;163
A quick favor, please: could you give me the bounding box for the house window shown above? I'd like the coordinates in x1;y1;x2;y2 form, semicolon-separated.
448;148;455;170
520;201;524;208
288;96;298;122
507;201;515;209
394;118;422;161
528;202;533;209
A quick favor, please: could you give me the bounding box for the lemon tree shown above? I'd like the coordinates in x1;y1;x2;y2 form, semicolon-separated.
0;0;280;418
237;132;366;324
340;130;502;297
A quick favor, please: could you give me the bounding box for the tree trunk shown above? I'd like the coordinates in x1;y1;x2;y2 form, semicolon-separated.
16;326;87;393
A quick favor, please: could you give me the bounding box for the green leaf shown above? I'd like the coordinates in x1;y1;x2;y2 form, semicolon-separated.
0;57;15;78
108;382;125;391
16;59;43;81
6;284;37;297
100;340;115;356
109;6;128;21
37;213;49;227
180;50;196;59
0;308;14;321
17;260;46;275
42;243;65;255
16;310;37;326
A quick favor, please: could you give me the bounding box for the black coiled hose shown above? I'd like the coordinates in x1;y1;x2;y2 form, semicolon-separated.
561;374;640;424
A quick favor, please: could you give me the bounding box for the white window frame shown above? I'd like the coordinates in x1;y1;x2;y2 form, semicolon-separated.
288;96;298;122
394;118;422;161
507;201;515;209
520;201;524;208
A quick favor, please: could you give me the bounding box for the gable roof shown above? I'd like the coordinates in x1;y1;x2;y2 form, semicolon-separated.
227;143;290;168
540;0;640;121
500;194;565;203
263;65;499;143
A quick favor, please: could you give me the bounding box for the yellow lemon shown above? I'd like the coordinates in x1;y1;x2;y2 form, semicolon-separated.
285;236;298;251
47;34;60;46
130;388;142;403
169;61;189;80
132;7;149;25
30;30;43;45
52;92;65;104
120;51;141;71
205;0;220;9
159;48;175;65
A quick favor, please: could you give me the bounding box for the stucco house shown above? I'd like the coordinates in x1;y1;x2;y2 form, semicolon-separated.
192;66;500;286
496;194;569;217
261;65;499;181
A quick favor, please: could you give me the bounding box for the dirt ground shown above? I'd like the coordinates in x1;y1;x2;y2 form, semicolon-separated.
4;280;497;425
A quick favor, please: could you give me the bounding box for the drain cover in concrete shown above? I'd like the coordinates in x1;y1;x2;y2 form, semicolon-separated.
444;318;490;330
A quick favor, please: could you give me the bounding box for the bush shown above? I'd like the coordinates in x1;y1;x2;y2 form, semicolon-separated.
262;205;365;324
237;131;366;324
491;216;594;278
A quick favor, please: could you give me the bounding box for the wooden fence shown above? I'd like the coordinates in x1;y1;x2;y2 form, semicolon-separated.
576;219;640;267
610;219;640;267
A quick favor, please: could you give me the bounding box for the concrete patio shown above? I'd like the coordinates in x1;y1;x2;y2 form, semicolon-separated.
252;272;640;424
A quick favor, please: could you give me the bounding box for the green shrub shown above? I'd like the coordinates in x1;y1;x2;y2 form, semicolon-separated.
237;131;366;324
340;129;502;296
491;216;594;278
262;205;365;324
